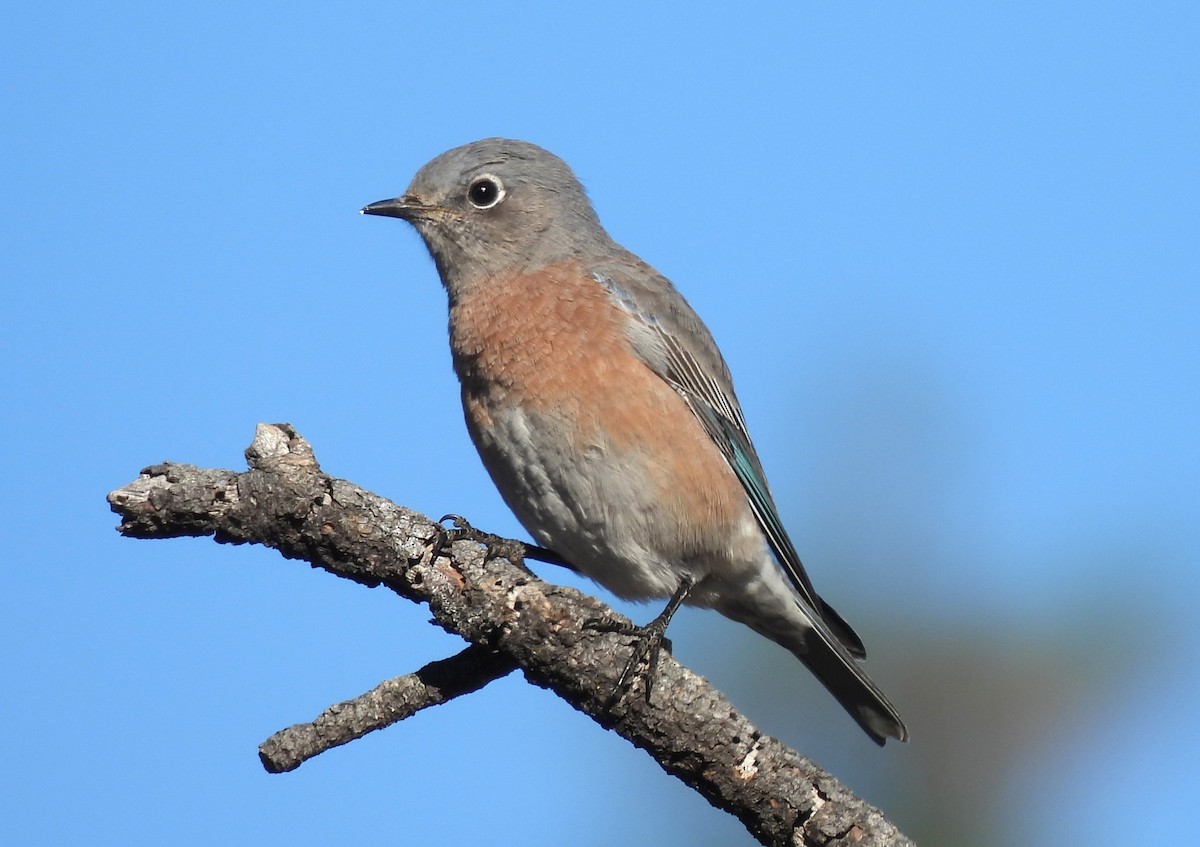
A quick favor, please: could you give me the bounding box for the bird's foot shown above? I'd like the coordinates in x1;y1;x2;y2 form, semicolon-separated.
433;515;576;573
604;616;675;708
434;514;528;565
599;574;696;708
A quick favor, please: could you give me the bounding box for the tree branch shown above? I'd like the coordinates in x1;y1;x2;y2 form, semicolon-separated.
259;644;518;773
107;423;914;847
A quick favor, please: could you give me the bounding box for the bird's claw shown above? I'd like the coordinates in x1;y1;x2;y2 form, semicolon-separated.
601;575;695;709
604;619;675;708
432;514;527;564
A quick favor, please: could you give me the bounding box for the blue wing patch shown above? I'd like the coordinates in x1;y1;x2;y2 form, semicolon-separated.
592;270;866;657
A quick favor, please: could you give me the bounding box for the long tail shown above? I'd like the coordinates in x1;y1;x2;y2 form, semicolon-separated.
786;619;909;745
726;597;908;745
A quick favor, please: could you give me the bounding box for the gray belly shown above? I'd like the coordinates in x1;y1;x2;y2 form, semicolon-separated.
465;403;698;599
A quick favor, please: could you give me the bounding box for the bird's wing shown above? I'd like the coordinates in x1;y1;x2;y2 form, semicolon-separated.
591;262;866;658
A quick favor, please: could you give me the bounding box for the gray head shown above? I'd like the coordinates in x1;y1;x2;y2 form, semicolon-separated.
362;138;612;295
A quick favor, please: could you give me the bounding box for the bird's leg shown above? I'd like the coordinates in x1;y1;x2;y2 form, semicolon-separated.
522;544;578;573
606;574;696;707
433;514;576;572
432;513;526;566
437;513;510;560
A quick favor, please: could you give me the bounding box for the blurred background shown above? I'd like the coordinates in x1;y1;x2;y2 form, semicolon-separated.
2;3;1196;845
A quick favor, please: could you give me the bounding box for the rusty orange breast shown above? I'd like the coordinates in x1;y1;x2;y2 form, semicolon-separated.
450;261;750;542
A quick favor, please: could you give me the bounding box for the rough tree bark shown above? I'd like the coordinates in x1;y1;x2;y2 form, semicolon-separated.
107;423;914;847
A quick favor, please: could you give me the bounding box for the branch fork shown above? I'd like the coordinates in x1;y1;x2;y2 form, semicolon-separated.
107;423;912;847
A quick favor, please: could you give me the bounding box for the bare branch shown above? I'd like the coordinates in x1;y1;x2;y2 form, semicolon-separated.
259;644;518;773
108;423;914;847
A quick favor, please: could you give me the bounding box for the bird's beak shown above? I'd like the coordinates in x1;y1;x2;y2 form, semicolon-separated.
360;195;417;220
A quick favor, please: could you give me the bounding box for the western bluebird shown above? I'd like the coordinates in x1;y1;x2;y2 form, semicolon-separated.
363;138;908;745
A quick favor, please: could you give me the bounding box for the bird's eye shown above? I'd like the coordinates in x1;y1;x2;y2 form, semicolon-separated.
467;175;505;209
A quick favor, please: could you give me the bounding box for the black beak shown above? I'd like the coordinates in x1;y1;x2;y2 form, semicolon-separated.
360;196;414;219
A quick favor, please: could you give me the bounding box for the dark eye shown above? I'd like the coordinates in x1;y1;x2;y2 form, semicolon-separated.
467;175;505;209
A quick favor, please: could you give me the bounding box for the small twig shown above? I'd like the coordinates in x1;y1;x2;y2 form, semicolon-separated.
259;644;517;773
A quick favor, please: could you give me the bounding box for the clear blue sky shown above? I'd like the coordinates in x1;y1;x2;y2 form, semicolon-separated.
3;3;1196;845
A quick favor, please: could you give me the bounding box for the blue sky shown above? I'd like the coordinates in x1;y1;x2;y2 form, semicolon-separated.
3;3;1197;845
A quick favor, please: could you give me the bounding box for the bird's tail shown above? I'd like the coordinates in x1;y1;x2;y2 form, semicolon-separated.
789;621;909;745
729;600;909;745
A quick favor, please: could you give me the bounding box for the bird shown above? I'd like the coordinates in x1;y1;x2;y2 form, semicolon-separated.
362;138;908;745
